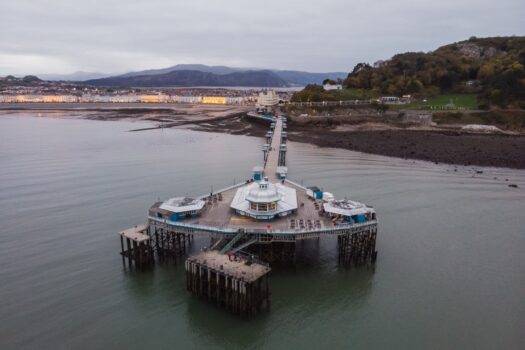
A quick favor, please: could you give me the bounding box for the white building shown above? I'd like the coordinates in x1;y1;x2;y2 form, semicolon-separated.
159;197;206;221
380;96;401;104
257;90;279;108
323;199;376;224
323;84;343;91
230;178;297;220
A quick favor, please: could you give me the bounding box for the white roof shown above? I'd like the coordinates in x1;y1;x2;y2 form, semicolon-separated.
323;199;374;216
159;197;205;213
231;182;297;215
245;181;281;203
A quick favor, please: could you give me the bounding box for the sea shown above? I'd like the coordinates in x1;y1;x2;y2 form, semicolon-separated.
0;112;524;349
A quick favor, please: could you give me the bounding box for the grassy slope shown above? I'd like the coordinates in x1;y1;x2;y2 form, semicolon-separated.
404;94;479;109
329;88;380;100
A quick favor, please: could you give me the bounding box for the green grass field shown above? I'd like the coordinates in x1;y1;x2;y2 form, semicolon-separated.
325;90;479;110
405;94;479;110
330;88;380;100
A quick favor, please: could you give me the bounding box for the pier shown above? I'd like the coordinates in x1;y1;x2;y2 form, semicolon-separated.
119;112;378;315
185;251;270;316
263;117;286;181
119;225;154;270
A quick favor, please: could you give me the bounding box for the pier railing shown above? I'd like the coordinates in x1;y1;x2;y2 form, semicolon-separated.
196;181;248;200
148;215;378;239
284;178;307;191
288;99;376;107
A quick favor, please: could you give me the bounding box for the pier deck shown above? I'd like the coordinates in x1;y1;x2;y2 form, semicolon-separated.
187;251;270;283
119;224;150;242
264;117;283;182
185;250;271;316
120;110;378;316
150;181;332;233
119;224;154;269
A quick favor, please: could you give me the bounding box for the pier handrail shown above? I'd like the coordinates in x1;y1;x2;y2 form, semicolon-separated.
149;215;377;236
219;230;247;254
148;216;239;234
284;178;307;191
196;181;248;200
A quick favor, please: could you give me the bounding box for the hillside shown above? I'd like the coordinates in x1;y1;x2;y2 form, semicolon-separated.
274;70;346;85
341;36;525;108
106;64;346;86
0;75;44;86
39;71;113;81
118;64;245;78
84;69;289;87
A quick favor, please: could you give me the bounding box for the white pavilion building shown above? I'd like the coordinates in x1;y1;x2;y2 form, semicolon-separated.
230;177;297;220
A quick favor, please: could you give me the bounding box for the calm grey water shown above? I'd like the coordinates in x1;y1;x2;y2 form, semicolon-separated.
1;114;524;350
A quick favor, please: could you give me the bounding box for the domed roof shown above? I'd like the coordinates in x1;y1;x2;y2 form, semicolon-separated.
246;179;281;203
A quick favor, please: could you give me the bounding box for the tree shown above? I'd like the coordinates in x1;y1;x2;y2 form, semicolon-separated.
350;62;372;75
290;84;336;102
406;79;423;93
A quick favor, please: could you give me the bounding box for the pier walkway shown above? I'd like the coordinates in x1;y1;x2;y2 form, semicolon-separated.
264;117;283;182
119;111;378;315
146;112;378;240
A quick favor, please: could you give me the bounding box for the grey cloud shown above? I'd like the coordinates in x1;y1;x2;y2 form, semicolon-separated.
0;0;523;75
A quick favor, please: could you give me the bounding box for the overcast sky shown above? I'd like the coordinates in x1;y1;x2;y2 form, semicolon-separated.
0;0;524;75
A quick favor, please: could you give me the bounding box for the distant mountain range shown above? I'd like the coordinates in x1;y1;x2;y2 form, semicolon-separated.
118;64;245;77
81;64;346;87
85;69;287;87
37;71;114;81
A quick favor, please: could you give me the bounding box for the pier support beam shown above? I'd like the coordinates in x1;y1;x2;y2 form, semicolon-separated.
338;226;378;267
248;242;296;265
149;222;191;262
119;225;154;270
185;251;271;317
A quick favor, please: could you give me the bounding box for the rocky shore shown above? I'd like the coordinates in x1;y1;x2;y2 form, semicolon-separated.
188;115;525;169
3;105;524;169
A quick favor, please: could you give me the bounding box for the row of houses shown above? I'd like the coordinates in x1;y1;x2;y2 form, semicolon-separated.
0;94;254;104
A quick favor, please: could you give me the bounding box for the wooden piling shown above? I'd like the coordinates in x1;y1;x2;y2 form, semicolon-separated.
338;227;378;268
185;251;271;317
119;225;154;270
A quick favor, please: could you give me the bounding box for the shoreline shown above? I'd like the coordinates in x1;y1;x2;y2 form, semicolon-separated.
289;128;525;169
2;107;525;169
185;115;525;170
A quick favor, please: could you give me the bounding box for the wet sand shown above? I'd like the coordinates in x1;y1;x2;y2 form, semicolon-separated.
2;104;524;169
188;115;525;169
291;127;525;169
0;103;251;129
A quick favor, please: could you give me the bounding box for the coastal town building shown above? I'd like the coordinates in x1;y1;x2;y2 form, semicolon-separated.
0;81;297;106
323;83;343;91
1;94;79;103
379;96;400;104
257;90;279;108
202;96;227;104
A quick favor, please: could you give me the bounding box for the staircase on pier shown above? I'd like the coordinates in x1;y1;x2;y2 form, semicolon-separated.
219;230;247;254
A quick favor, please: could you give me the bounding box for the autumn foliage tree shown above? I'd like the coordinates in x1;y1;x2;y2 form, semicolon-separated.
342;36;525;107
